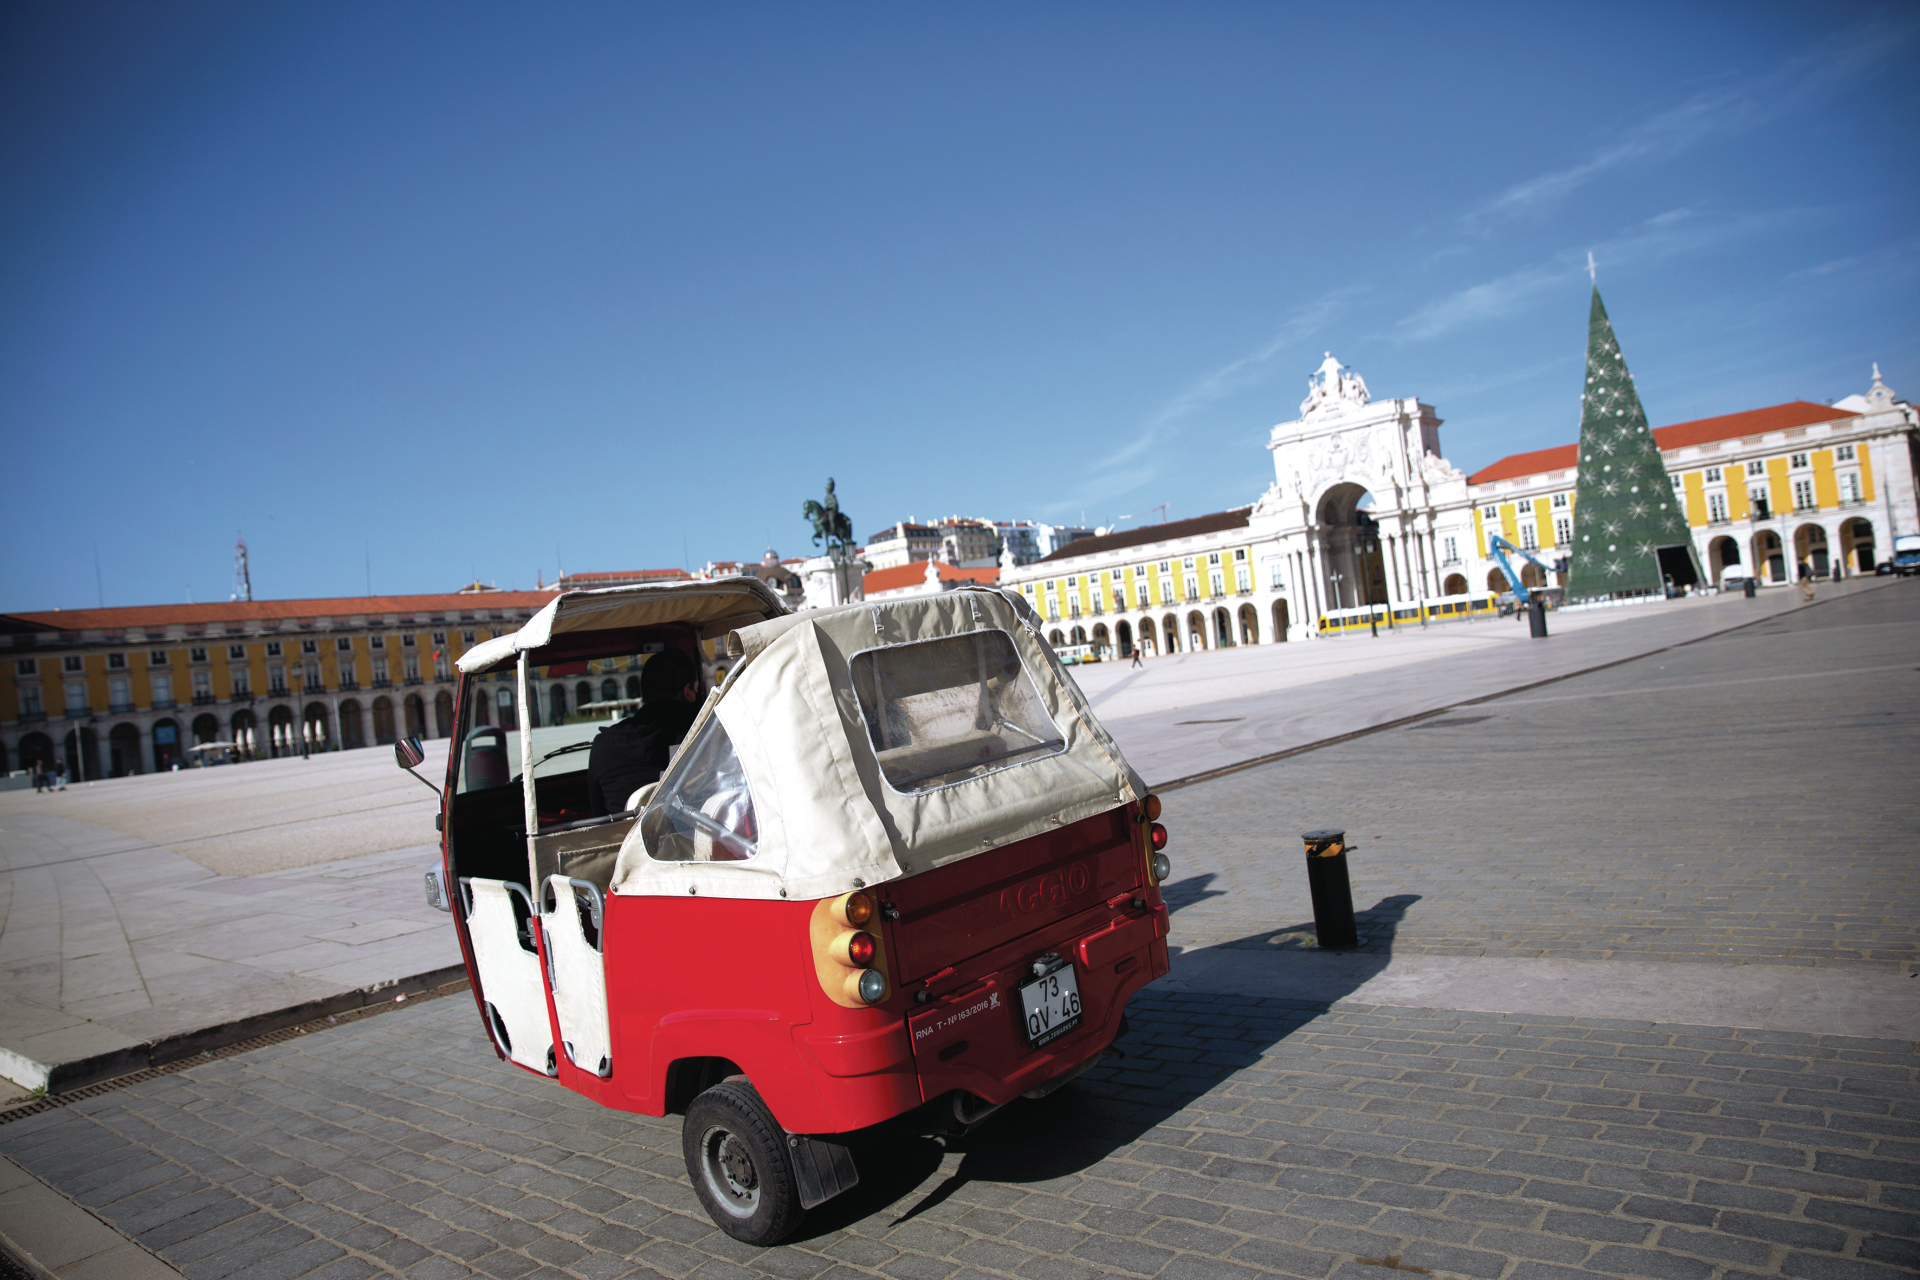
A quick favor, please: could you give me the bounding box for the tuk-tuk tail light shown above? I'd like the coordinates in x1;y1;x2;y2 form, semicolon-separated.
1142;793;1162;822
832;930;877;968
832;891;877;928
854;969;888;1004
1149;823;1168;851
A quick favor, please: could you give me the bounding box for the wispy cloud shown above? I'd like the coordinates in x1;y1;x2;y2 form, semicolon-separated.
1463;15;1916;228
1395;205;1819;343
1039;288;1363;520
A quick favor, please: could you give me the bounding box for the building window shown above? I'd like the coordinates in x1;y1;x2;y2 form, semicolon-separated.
1836;444;1855;461
1443;536;1459;564
228;644;246;660
369;636;385;650
1749;488;1771;518
302;639;318;654
1841;472;1862;503
21;687;41;715
1705;467;1722;482
231;666;251;695
1672;474;1684;490
1551;493;1569;508
1520;525;1538;551
63;655;84;673
402;634;416;647
372;657;389;685
107;653;126;669
1135;584;1149;608
65;681;87;713
268;666;287;694
336;637;352;652
1158;561;1170;574
1482;507;1497;520
461;631;475;645
1793;478;1816;511
192;669;212;699
1553;517;1573;545
1184;575;1199;601
151;673;174;706
150;650;170;666
1746;460;1765;477
1270;563;1285;589
190;647;208;664
1790;453;1809;470
1235;566;1252;594
1207;552;1220;566
431;632;446;646
1182;557;1195;569
14;658;34;676
109;676;131;710
1708;493;1728;523
266;641;282;657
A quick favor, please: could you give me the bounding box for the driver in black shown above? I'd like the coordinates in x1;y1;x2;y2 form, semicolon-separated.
586;649;701;816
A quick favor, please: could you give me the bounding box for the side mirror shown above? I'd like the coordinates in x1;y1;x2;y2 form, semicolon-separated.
395;736;442;800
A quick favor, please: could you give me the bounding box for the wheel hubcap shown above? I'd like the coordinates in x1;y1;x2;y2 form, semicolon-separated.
700;1126;760;1216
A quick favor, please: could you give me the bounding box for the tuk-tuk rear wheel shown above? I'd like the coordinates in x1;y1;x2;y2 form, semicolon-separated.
682;1080;804;1245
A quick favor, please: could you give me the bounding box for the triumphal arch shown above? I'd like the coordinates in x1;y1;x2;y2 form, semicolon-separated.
1249;354;1478;623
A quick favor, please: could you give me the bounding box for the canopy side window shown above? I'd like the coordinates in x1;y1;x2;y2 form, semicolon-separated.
640;717;758;863
849;628;1065;794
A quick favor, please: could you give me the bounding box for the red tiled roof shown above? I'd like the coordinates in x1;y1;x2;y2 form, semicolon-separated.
2;590;556;634
558;568;688;585
861;562;1001;594
1033;508;1252;565
1467;445;1578;486
1469;401;1860;486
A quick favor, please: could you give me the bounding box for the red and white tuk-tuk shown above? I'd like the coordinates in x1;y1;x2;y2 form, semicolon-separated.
406;578;1171;1243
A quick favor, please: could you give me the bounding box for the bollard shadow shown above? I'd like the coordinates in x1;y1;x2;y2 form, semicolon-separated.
797;893;1424;1236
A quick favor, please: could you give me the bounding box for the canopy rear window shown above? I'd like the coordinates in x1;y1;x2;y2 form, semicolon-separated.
850;629;1064;793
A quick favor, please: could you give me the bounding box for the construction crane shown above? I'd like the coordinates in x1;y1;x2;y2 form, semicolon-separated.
1115;504;1169;528
1487;535;1563;638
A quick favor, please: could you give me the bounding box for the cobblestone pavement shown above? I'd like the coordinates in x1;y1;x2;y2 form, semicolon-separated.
2;987;1916;1280
1159;582;1920;971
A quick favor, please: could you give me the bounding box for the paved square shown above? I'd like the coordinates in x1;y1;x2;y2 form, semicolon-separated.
1;581;1915;1278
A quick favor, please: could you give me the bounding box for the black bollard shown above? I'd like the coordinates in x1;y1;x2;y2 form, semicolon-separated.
1301;829;1360;949
1743;577;1756;598
1528;596;1548;638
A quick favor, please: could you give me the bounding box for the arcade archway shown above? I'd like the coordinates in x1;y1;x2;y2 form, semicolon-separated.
1271;599;1289;642
1116;620;1134;658
1707;536;1740;584
1316;483;1388;608
1840;517;1875;573
1238;604;1259;645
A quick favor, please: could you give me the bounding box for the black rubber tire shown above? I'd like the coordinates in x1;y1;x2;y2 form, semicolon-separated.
682;1080;805;1245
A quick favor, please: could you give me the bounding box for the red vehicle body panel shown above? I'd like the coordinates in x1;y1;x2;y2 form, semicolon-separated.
443;663;1170;1136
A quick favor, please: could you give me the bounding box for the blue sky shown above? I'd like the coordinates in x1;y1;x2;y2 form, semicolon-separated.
3;2;1914;608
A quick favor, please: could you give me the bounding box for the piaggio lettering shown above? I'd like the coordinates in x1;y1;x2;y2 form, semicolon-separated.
997;859;1092;922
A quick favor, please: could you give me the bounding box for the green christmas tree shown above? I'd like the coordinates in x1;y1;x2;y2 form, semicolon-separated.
1565;286;1699;598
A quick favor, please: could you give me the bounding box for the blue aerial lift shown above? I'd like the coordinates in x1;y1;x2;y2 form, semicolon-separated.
1487;535;1562;638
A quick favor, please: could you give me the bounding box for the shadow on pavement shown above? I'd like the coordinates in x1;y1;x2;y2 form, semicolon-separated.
801;893;1422;1236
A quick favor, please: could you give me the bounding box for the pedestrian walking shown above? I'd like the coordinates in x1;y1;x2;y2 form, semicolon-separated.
1797;558;1815;602
1130;645;1144;668
31;760;45;793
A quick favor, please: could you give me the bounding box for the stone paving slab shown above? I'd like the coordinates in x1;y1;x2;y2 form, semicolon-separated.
0;1151;186;1279
1;988;1916;1280
1156;581;1920;972
1085;580;1837;789
0;820;461;1091
1163;950;1920;1040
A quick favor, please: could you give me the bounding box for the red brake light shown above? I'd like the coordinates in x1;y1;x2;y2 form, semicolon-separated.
1149;823;1168;851
846;931;876;967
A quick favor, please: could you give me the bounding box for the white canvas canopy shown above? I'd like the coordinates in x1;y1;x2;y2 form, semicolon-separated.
606;586;1146;903
457;578;792;676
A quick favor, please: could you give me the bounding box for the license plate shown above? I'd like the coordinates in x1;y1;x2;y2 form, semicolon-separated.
1019;965;1083;1046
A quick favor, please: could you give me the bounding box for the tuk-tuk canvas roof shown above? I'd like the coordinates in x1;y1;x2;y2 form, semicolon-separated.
458;578;790;675
611;587;1145;902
